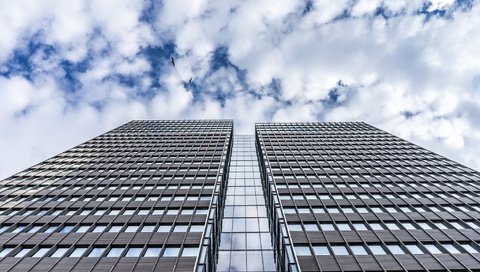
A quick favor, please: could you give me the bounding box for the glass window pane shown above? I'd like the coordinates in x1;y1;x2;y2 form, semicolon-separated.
157;225;171;232
125;247;142;257
88;247;105;257
190;225;204;232
107;247;124;257
353;223;367;230
425;244;442;254
145;247;161;257
370;223;383;230
174;225;188;232
163;247;180;257
369;245;386;255
406;245;424;254
461;244;478;253
0;248;13;257
351;245;368;255
442;244;461;254
92;226;106;233
295;246;311;256
182;247;198;257
313;246;329;255
332;246;349;255
321;224;335;231
125;225;139;232
51;248;69;257
141;225;155;232
337;224;351;231
386;223;400;230
15;248;31;257
32;248;50;257
387;245;405;254
70;247;87;257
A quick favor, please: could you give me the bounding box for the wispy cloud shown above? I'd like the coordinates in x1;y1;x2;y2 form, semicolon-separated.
1;0;480;178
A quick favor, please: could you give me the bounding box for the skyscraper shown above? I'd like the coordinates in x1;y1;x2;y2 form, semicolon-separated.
0;120;233;272
256;122;480;271
1;120;480;272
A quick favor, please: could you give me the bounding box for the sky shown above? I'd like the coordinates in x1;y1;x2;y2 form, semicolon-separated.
0;0;480;179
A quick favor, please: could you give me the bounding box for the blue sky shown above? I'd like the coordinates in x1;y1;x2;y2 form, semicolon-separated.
1;0;480;178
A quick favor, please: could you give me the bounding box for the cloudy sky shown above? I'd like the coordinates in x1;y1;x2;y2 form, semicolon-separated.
0;0;479;179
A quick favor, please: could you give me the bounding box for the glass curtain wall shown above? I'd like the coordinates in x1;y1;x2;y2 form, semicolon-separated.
217;136;276;271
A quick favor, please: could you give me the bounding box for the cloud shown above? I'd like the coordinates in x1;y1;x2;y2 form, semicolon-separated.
1;0;480;179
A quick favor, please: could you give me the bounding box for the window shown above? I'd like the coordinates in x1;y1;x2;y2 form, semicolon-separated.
386;223;400;230
295;246;311;256
304;224;319;231
190;225;204;232
405;245;424;254
0;247;13;257
182;247;198;257
424;244;443;254
138;209;150;215
196;209;208;215
125;247;143;257
320;224;335;231
70;247;87;257
168;209;180;215
32;247;51;257
332;245;349;255
60;225;73;233
123;209;135;215
442;243;461;254
141;225;156;232
173;225;188;232
76;225;90;233
92;225;107;233
313;246;330;255
353;223;367;231
125;225;140;232
109;225;123;232
370;223;383;230
143;247;161;257
162;247;180;257
337;224;351;231
15;248;31;257
28;226;41;233
51;247;69;257
434;222;448;229
157;225;171;232
387;245;405;254
351;245;368;255
45;226;58;233
418;222;432;230
369;245;386;255
88;247;106;257
460;243;478;254
107;247;125;257
402;223;415;230
152;209;164;215
450;222;465;229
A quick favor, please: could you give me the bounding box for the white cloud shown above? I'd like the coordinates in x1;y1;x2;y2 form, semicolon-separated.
2;0;480;179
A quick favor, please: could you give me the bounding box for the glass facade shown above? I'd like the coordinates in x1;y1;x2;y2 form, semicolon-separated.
217;136;275;271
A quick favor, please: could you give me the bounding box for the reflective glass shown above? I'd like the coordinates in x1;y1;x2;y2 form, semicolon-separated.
351;245;368;255
144;247;161;257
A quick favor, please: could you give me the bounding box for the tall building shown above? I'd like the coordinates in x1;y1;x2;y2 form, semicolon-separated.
256;122;480;272
0;120;233;272
1;120;480;272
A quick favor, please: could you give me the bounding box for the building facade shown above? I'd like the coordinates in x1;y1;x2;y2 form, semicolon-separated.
1;120;480;272
0;120;233;272
256;122;480;271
